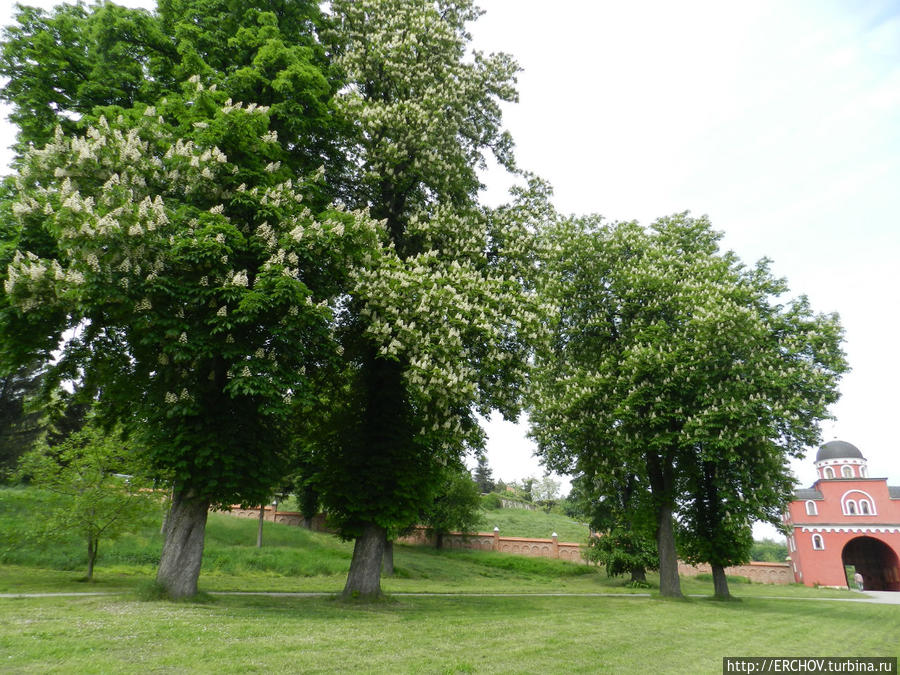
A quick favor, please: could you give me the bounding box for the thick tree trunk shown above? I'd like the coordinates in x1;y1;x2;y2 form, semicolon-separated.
383;539;394;576
435;532;444;550
711;564;730;599
86;537;97;581
161;484;175;534
630;566;647;584
342;523;385;600
656;504;683;597
256;505;265;548
156;488;209;599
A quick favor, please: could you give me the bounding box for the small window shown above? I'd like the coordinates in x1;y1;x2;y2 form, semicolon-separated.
860;466;867;477
805;500;818;516
842;465;853;478
812;534;825;550
824;467;835;479
847;501;857;515
860;500;871;515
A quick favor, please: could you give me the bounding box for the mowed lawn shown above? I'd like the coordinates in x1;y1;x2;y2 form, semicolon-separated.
2;593;898;674
2;487;898;673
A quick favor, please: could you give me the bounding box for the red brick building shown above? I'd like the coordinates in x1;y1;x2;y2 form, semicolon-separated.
784;440;900;591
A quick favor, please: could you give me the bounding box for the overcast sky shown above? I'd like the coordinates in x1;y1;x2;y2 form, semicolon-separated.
472;0;900;500
2;2;898;527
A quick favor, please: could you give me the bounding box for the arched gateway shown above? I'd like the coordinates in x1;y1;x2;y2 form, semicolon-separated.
784;441;900;590
842;537;900;591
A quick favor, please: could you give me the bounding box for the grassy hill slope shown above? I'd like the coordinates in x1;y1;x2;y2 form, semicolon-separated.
478;503;589;543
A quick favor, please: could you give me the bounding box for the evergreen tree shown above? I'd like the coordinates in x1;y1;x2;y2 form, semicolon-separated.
0;359;44;474
472;453;494;493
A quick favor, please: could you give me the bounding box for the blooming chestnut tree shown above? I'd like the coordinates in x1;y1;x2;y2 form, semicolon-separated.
529;213;847;598
311;0;548;598
3;81;382;597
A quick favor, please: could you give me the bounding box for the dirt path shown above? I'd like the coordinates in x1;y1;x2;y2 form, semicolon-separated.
3;590;898;603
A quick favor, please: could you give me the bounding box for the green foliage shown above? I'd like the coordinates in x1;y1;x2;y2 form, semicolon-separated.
530;214;848;594
2;87;381;507
0;487;353;577
0;2;169;155
0;358;45;475
480;492;502;510
751;538;789;563
420;463;483;546
531;474;561;511
306;0;546;551
472;453;494;493
14;425;161;579
0;0;340;187
586;528;659;579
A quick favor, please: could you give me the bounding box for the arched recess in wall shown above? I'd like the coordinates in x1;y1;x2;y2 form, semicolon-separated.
842;490;877;516
842;537;900;592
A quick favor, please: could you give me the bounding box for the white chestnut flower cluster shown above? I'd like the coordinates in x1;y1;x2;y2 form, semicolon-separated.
5;93;383;414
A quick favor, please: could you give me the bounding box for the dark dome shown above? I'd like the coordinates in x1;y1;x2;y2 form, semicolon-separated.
816;440;864;462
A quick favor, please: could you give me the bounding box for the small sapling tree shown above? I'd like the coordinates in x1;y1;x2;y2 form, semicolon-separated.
17;424;161;580
420;462;483;549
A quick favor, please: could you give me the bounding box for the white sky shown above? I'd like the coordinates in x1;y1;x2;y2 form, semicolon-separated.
2;1;898;537
471;0;900;502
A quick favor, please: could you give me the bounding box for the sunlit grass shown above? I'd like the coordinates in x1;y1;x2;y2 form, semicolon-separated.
2;486;893;673
0;486;865;600
1;593;897;674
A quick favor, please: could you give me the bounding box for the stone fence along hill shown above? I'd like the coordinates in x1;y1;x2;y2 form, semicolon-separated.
227;505;580;560
225;506;791;582
396;526;582;561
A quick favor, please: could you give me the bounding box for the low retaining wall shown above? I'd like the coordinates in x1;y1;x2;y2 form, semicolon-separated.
226;506;331;533
397;527;583;562
499;499;537;511
677;561;792;584
223;507;790;582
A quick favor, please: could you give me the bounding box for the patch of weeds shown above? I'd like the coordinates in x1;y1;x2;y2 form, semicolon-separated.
389;567;412;579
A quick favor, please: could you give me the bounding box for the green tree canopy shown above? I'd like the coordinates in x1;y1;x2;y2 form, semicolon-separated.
0;357;45;474
2;84;382;597
1;0;339;184
420;461;483;549
17;422;161;580
303;0;545;599
472;453;494;494
529;213;847;597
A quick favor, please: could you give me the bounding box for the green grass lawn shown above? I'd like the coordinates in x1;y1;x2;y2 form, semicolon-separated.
2;593;898;673
478;504;589;543
2;486;897;673
276;492;591;543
